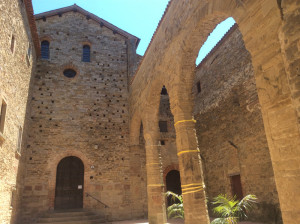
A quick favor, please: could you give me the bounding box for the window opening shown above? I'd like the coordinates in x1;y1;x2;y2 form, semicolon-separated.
16;126;22;154
159;121;168;132
63;69;77;78
41;40;50;59
161;86;168;95
82;45;91;62
11;35;15;53
0;99;7;134
197;81;201;93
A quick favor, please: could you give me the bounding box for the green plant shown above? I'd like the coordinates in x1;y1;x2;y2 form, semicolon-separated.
211;194;257;224
165;191;184;219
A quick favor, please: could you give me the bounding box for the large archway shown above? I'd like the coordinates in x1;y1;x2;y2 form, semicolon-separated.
130;1;300;223
54;156;84;210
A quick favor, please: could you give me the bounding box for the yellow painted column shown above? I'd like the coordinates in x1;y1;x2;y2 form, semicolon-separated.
174;117;210;224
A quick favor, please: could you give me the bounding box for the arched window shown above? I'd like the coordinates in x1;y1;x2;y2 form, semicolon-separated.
82;45;90;62
41;40;50;59
161;85;168;95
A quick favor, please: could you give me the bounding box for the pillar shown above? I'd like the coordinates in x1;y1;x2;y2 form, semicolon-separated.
239;1;300;222
129;144;147;218
143;121;167;224
172;104;210;224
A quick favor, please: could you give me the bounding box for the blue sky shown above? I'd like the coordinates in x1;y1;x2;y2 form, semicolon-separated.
32;1;235;64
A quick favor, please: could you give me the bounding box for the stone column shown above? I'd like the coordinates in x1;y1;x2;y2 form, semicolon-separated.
143;127;167;224
239;2;300;222
274;3;300;221
129;144;146;218
172;105;210;224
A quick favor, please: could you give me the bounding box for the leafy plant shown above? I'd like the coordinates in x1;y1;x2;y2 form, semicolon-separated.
211;194;257;224
165;191;184;219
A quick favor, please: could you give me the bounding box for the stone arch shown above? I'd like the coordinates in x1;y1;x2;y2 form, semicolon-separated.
130;1;300;222
39;35;53;42
81;41;92;47
47;150;92;209
54;156;84;209
163;164;179;183
156;0;284;122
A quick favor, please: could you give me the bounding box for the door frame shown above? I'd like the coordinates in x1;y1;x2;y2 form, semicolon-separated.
54;156;85;210
47;150;91;210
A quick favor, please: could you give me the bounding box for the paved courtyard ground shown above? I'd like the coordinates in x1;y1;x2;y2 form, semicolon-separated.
109;219;263;224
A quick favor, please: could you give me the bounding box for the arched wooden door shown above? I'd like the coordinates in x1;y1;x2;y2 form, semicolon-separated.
166;170;182;206
54;156;84;210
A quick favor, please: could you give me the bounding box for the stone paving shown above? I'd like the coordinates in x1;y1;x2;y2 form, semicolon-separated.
109;219;263;224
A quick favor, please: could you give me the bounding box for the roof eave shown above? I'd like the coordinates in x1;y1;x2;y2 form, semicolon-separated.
24;0;41;57
35;4;140;45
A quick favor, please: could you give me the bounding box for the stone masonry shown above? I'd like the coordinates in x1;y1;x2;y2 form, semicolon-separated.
0;1;300;224
130;0;300;223
157;25;281;223
20;5;142;224
193;25;281;223
0;0;37;223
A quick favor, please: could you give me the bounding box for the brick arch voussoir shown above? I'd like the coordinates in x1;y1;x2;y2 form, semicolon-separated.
47;150;92;209
163;164;180;187
177;0;250;86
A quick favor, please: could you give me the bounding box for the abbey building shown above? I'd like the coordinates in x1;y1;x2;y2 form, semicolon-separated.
0;1;299;224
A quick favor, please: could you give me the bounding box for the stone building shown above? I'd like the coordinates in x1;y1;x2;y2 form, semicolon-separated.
20;4;144;223
193;24;281;222
0;0;39;223
158;24;281;223
0;0;300;224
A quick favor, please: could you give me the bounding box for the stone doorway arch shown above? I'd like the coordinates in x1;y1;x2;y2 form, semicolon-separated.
54;156;84;210
165;170;181;206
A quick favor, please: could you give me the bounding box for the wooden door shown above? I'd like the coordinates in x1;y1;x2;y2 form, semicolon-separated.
54;156;84;210
230;174;243;200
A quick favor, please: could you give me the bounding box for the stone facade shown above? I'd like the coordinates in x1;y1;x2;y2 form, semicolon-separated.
0;1;300;224
19;6;143;223
0;0;37;223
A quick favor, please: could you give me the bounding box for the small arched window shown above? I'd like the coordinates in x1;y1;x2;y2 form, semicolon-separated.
82;45;90;62
41;40;50;59
161;86;168;95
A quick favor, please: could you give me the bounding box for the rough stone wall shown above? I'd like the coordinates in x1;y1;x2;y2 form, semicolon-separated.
137;124;149;217
158;95;178;179
21;11;141;223
0;0;36;223
129;1;299;221
193;26;281;223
